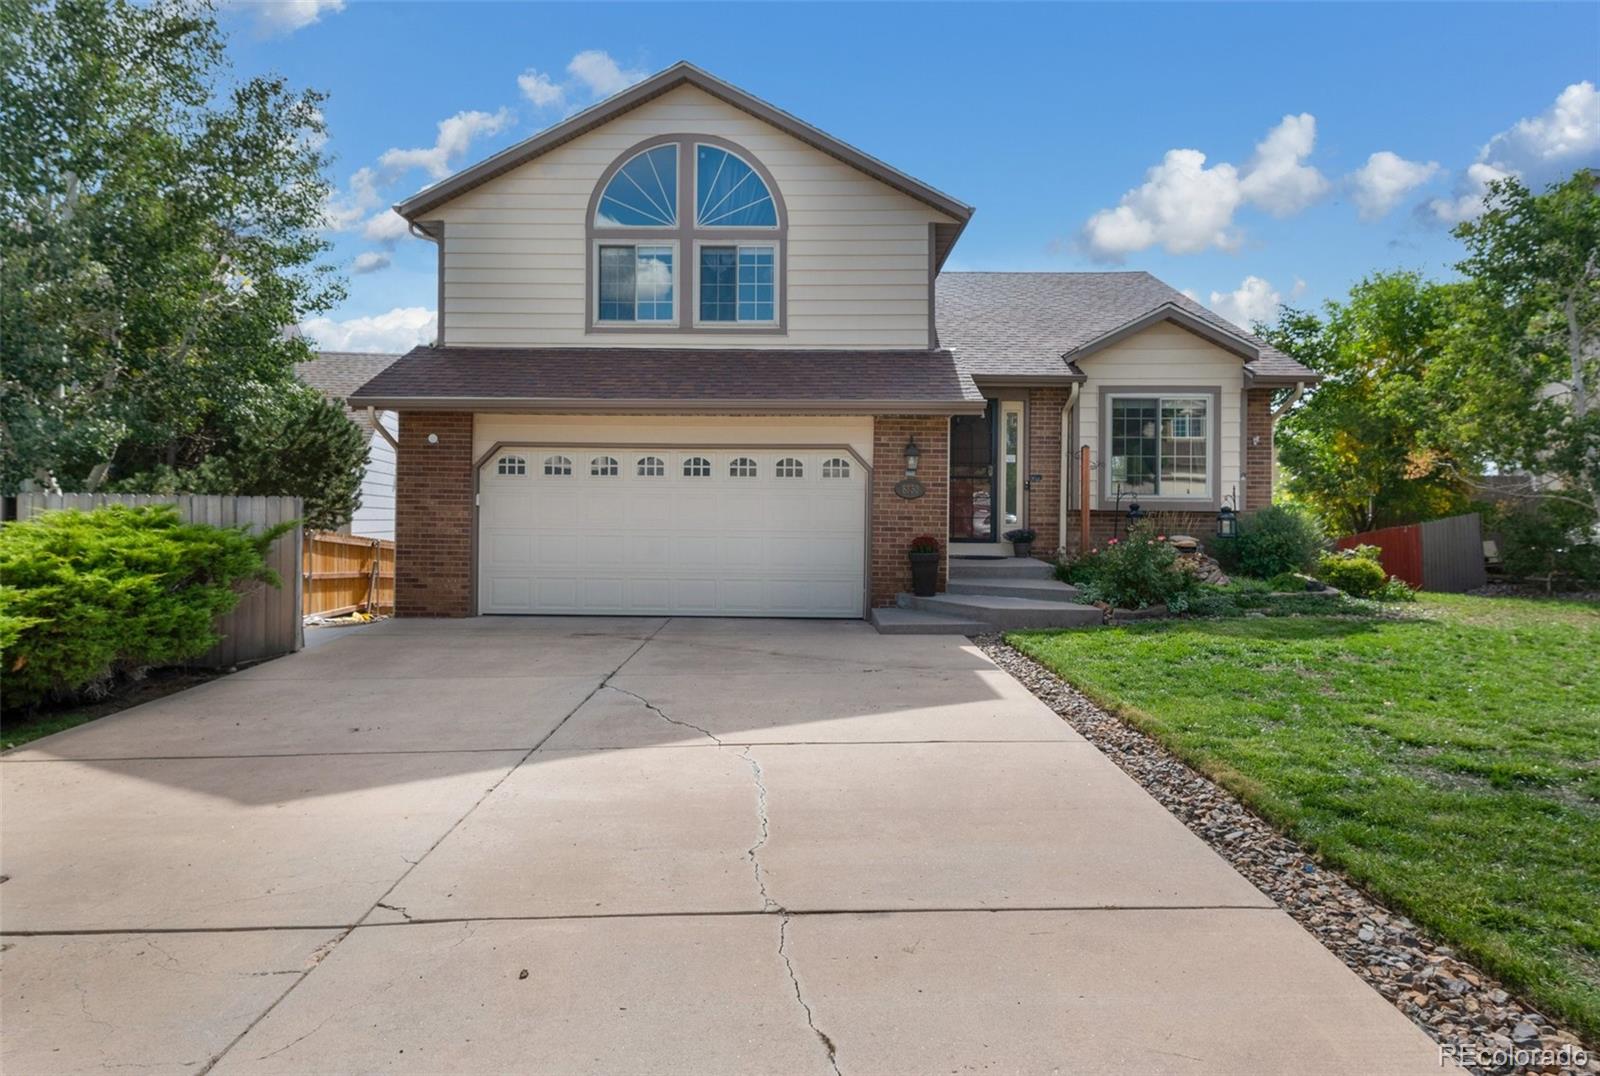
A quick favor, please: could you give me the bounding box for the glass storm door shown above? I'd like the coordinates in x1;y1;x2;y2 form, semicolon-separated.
949;401;998;541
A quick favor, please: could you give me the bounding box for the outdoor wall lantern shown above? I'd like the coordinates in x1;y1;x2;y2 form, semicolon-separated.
903;436;921;477
1216;487;1240;538
1126;500;1145;525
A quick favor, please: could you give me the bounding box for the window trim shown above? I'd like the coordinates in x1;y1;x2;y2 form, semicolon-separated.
592;240;680;326
693;142;780;230
586;132;787;335
692;240;780;328
1097;385;1222;510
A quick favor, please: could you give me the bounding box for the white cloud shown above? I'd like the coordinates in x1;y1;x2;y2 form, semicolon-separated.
362;210;412;243
1347;151;1441;220
323;166;382;231
1081;114;1330;260
233;0;344;35
1083;149;1244;259
567;50;645;99
518;68;566;109
1203;275;1286;330
350;252;391;275
1430;81;1600;223
300;307;436;352
1239;114;1330;217
376;107;515;181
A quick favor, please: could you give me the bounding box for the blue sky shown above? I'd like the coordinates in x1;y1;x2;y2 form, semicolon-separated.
221;1;1600;352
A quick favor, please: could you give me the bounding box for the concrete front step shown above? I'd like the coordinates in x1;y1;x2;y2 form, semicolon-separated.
948;557;1056;581
946;577;1081;602
907;593;1103;630
869;606;987;636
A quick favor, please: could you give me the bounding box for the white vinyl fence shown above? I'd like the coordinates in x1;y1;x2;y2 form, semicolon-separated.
6;493;304;666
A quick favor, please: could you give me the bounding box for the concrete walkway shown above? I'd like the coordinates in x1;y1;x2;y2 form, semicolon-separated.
1;618;1446;1074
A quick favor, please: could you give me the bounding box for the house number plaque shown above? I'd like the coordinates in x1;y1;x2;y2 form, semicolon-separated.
893;477;926;500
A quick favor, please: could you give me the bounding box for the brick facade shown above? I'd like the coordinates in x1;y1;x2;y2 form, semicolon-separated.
870;415;950;607
1025;387;1069;556
394;411;475;617
1244;387;1276;511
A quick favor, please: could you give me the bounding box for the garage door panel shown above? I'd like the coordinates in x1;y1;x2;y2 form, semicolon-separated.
480;445;865;618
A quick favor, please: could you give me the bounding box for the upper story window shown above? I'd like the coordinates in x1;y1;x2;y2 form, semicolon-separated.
589;136;785;332
695;145;777;227
596;144;678;227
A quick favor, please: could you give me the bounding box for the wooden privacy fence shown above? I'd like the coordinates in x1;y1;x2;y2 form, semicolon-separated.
7;493;303;665
1337;512;1487;592
302;532;395;617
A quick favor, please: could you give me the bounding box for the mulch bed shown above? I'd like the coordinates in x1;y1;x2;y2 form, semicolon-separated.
979;635;1597;1076
0;667;223;751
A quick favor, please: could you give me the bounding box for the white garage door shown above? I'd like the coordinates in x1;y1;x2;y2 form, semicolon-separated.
478;447;867;617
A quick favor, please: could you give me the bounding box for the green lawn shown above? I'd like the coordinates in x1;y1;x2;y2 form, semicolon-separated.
1009;594;1600;1040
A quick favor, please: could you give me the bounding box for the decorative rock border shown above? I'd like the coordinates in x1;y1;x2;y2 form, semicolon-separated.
979;636;1597;1076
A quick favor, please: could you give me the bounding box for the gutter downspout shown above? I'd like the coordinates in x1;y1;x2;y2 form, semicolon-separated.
368;407;400;451
1272;380;1307;421
1059;383;1079;556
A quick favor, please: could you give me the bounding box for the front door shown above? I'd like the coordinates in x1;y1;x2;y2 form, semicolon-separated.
950;401;997;542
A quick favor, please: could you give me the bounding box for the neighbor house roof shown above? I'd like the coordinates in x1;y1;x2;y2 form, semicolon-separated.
348;347;985;414
296;352;402;439
935;272;1319;385
393;61;974;269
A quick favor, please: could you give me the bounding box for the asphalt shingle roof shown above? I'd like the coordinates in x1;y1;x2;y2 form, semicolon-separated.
936;271;1318;383
348;347;984;410
296;352;403;438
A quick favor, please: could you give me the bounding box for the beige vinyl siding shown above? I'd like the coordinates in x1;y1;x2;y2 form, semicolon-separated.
432;85;951;349
473;415;874;466
349;410;397;541
1074;322;1245;508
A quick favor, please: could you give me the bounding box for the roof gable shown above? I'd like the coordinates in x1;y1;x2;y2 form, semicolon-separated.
395;62;972;265
1065;303;1260;365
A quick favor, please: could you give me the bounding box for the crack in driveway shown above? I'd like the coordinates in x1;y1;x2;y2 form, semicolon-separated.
605;684;723;745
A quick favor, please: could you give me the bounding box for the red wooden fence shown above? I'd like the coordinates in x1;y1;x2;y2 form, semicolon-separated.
1337;523;1424;588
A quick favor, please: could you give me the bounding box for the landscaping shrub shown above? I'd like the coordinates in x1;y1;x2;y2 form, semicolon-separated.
1315;547;1389;597
0;506;284;710
1065;523;1200;610
1212;504;1325;579
1493;500;1600;589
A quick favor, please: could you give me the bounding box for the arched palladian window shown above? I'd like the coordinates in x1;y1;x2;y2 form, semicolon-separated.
496;455;527;476
589;136;785;331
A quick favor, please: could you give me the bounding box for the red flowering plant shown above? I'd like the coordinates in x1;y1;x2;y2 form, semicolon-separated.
1055;522;1199;610
908;534;941;556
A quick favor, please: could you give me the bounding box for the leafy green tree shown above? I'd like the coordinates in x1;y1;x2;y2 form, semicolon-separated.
0;0;345;492
110;385;368;531
1434;170;1600;527
1260;272;1473;534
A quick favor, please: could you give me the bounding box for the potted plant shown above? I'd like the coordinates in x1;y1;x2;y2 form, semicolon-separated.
1004;528;1037;558
907;534;940;597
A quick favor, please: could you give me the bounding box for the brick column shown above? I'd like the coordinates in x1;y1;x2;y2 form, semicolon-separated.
394;411;474;617
1244;388;1276;510
1026;387;1068;556
870;415;949;607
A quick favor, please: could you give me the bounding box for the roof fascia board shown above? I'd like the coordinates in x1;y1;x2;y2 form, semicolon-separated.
394;62;973;230
1064;303;1261;365
346;396;986;416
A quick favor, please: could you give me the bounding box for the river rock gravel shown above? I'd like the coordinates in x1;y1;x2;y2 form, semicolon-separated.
978;635;1597;1076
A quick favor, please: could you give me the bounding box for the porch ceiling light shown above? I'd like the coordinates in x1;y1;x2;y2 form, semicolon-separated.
904;436;921;476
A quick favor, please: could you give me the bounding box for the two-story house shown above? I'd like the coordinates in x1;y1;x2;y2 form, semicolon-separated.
349;62;1317;621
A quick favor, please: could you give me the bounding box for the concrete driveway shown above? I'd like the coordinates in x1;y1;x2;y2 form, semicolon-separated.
1;618;1445;1074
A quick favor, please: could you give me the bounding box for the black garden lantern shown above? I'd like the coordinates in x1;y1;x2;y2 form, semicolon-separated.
1125;500;1145;526
1216;503;1238;539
